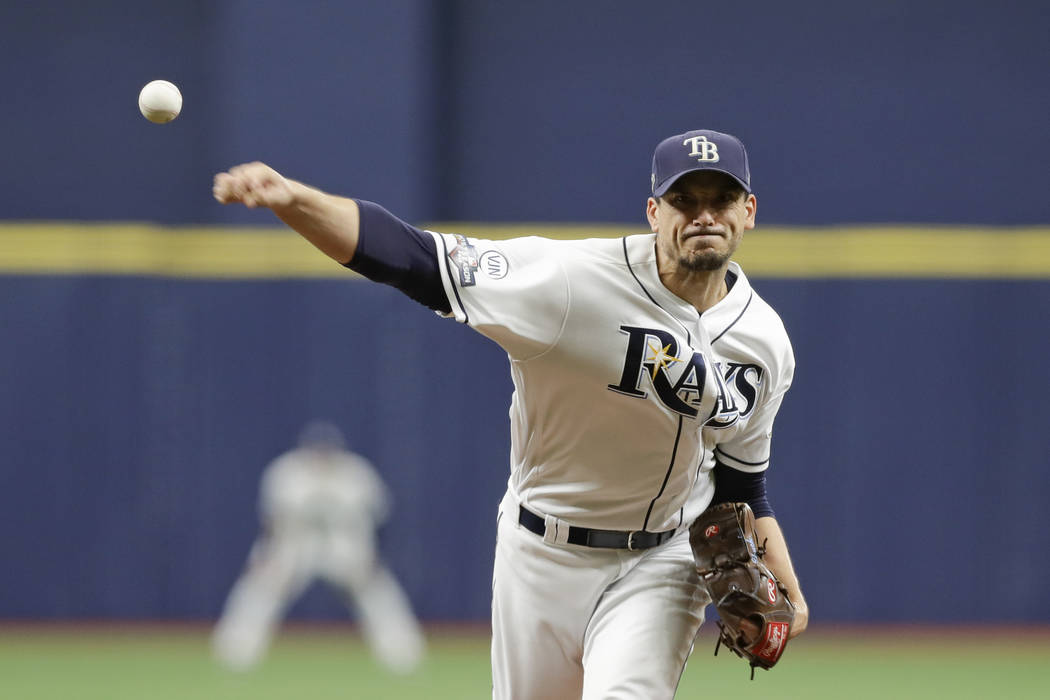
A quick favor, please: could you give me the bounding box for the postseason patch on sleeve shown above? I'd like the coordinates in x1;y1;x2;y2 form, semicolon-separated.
448;234;480;287
447;235;512;287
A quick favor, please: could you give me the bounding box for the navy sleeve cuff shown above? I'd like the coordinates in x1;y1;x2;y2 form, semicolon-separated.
710;460;775;519
345;200;451;314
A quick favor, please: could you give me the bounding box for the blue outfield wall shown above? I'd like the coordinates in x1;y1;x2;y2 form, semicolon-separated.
1;1;1047;226
1;273;1048;623
1;0;1048;625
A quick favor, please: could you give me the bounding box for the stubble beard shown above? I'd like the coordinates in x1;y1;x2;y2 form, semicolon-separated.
679;248;731;271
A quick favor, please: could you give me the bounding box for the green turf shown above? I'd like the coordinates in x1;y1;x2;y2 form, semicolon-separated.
1;626;1047;699
682;630;1050;699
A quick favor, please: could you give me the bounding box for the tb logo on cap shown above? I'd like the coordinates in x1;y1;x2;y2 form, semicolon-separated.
684;135;719;162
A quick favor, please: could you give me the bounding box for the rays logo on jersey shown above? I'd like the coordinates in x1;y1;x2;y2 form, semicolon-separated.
607;325;739;426
706;361;764;428
448;234;479;286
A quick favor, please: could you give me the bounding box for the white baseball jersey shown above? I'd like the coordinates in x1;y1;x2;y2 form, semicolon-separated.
691;260;795;513
260;447;389;541
429;231;790;533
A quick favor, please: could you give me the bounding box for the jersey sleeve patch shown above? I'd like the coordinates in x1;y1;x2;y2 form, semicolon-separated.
431;232;570;359
431;231;468;323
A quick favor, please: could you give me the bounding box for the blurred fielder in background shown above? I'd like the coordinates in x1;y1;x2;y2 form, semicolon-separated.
212;421;426;673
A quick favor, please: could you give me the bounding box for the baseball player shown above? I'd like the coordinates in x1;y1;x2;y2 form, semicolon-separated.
211;421;425;674
213;128;808;698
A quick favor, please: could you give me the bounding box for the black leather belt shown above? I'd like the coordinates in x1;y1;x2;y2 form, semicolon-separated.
518;505;675;551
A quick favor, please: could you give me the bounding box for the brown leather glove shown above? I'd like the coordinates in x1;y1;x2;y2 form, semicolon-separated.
689;502;795;679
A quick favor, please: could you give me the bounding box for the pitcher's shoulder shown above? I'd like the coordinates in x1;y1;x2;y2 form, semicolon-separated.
715;271;795;374
553;232;655;266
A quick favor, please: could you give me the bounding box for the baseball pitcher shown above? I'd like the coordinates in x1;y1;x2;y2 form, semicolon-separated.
213;128;808;698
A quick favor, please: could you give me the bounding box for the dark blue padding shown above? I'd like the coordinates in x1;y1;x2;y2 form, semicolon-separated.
711;460;774;519
345;200;451;313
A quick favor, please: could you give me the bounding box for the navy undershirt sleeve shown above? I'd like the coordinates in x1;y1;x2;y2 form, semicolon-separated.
711;460;775;519
344;199;451;314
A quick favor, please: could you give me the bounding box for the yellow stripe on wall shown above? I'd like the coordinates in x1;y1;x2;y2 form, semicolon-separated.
734;227;1050;278
0;223;340;279
1;222;1049;279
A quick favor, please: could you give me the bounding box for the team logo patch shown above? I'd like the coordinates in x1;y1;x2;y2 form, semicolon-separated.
704;524;719;538
683;135;719;162
607;325;738;425
479;250;509;279
766;579;777;603
448;234;479;287
752;621;789;664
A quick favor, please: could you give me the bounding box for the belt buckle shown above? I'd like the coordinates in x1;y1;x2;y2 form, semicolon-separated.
627;531;638;551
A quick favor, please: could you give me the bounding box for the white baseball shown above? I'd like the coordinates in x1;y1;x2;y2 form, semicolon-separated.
138;80;183;124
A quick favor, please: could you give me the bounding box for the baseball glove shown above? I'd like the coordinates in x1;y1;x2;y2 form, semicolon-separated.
689;502;795;679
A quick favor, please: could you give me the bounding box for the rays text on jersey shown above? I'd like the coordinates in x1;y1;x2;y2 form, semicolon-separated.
607;325;741;426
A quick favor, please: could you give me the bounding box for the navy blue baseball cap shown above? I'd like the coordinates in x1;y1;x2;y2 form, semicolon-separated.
650;129;751;197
